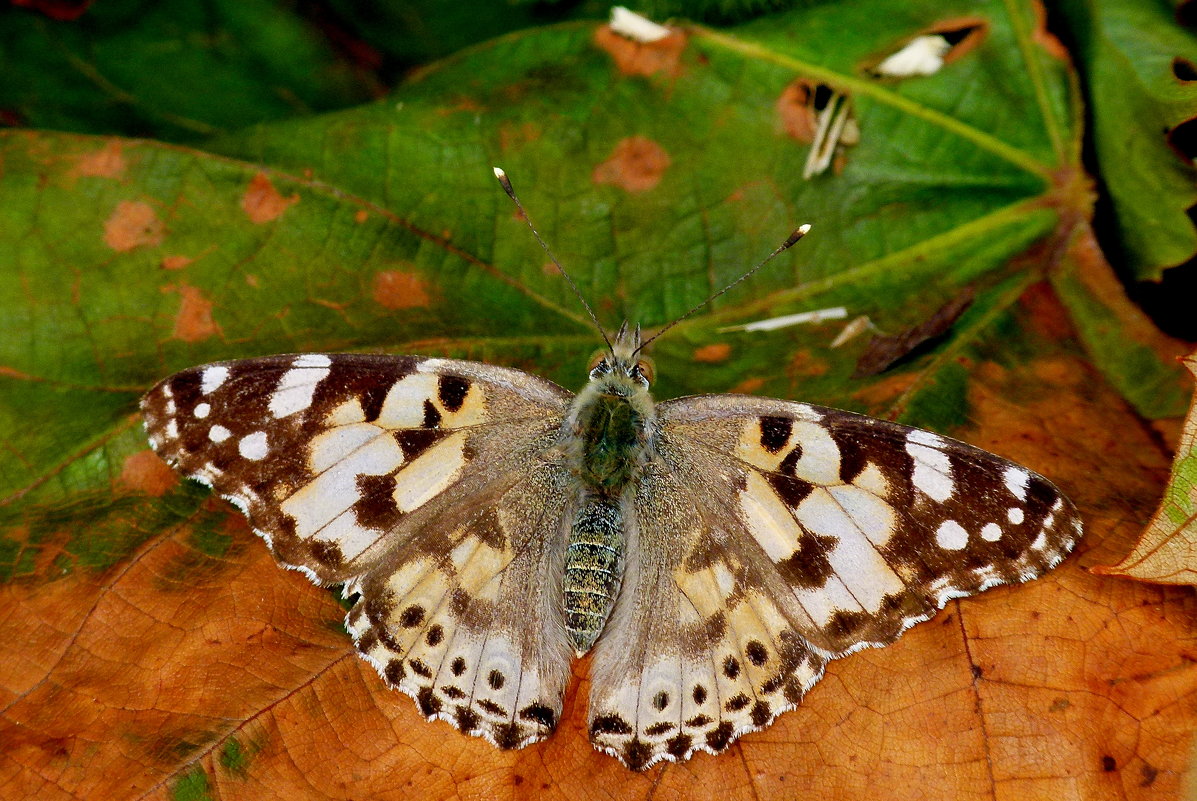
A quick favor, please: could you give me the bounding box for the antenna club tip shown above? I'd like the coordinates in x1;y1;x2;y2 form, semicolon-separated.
781;224;812;249
493;167;515;196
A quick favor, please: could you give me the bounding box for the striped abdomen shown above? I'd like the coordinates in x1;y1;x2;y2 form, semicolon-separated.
563;495;623;654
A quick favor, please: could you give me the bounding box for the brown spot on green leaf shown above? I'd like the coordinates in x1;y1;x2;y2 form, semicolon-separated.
693;343;731;363
119;450;177;497
729;376;765;394
593;136;670;193
372;270;430;309
73;140;126;179
593;23;686;78
164;283;221;342
104;200;164;251
241;172;298;224
776;80;820;142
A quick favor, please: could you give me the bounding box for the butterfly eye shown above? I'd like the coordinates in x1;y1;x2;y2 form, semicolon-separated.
587;351;611;376
634;358;655;385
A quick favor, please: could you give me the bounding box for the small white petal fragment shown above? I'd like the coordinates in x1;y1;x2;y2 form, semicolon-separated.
717;306;847;333
239;431;269;460
201;365;230;394
193;402;210;419
208;425;231;443
1008;507;1025;525
980;522;1003;542
935;519;969;550
874;35;952;77
609;6;671;43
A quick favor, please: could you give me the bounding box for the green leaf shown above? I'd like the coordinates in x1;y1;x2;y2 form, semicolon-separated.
0;0;1153;536
0;0;1116;551
3;4;1196;795
0;0;377;140
1053;0;1197;279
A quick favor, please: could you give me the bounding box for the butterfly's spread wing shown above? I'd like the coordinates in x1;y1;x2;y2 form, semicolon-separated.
141;354;577;750
589;395;1083;769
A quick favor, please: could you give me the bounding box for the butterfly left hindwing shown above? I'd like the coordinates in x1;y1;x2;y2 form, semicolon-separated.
586;394;1082;769
141;353;579;749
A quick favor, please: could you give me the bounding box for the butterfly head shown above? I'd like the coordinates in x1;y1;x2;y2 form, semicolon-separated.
586;321;655;398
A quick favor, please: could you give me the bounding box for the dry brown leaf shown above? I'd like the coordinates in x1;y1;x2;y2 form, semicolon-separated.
3;322;1196;800
1093;352;1197;583
853;288;976;377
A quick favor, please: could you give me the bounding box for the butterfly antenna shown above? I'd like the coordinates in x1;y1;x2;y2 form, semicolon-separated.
636;223;812;354
493;167;614;355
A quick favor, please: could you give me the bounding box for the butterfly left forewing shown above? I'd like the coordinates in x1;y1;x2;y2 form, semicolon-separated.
141;353;578;748
141;354;571;581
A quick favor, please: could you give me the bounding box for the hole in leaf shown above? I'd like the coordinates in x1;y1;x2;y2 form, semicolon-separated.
1177;0;1197;28
1174;58;1197;82
1167;116;1197;161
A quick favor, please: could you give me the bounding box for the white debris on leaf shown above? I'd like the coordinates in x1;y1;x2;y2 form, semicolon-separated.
609;6;671;43
718;307;848;333
803;91;855;178
830;316;878;348
874;35;952;77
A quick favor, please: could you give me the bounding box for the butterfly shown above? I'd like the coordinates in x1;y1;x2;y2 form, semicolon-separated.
139;170;1083;770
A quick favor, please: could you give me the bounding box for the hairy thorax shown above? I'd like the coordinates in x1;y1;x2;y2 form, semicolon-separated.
560;368;657;654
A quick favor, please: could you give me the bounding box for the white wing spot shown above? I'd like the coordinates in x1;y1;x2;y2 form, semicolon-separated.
1030;528;1048;551
165;399;176;415
980;522;1003;542
165;419;179;439
907;429;946;449
906;441;953;502
201;366;229;394
239;431;269;460
269;362;330;418
209;425;231;443
935;519;969;550
394;433;468;513
1007;507;1024;525
193;402;210;419
1004;466;1029;501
